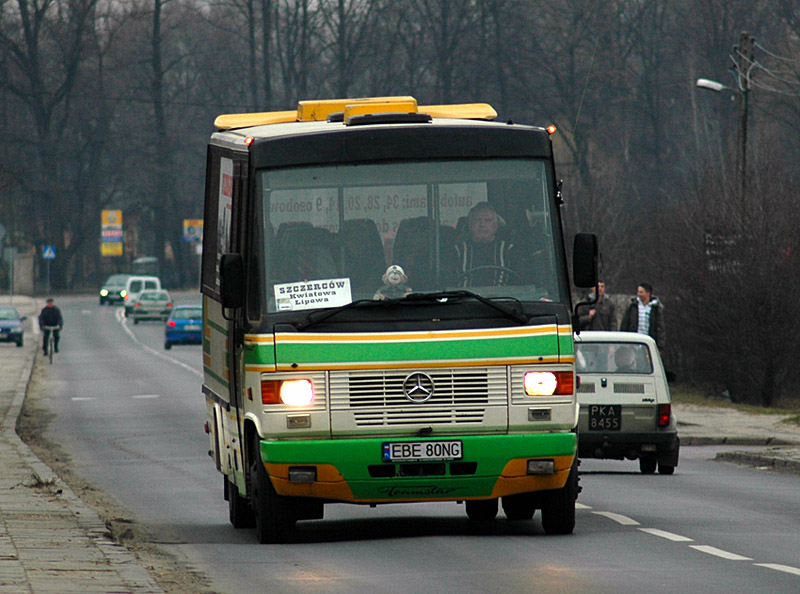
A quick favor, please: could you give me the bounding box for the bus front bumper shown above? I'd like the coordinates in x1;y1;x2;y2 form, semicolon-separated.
259;433;576;503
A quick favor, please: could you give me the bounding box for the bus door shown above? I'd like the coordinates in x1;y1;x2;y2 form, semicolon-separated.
201;147;249;481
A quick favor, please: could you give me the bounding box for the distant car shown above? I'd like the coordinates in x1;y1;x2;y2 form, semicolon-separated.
99;273;132;305
574;331;679;475
0;306;26;347
164;305;203;349
123;276;162;316
132;290;173;324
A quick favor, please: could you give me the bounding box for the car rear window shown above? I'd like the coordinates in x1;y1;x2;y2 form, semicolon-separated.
0;307;20;320
173;308;202;319
575;342;653;374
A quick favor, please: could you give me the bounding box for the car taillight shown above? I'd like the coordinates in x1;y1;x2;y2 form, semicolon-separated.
167;320;176;327
657;403;671;427
167;303;172;308
135;302;141;308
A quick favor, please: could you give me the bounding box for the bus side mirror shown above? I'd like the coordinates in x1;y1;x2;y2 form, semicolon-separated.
572;233;598;288
220;253;244;309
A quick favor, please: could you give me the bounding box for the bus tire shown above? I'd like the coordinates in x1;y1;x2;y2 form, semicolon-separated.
541;459;578;535
250;434;295;543
227;478;255;529
502;492;537;521
465;498;498;521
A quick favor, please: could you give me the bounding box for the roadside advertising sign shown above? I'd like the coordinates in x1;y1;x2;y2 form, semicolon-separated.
101;210;123;257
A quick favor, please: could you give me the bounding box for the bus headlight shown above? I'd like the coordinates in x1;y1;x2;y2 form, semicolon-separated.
523;371;574;396
280;379;314;406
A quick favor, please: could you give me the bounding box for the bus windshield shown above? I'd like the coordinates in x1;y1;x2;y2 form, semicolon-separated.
257;158;563;313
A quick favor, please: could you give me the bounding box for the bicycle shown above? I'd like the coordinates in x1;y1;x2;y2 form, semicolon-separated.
42;325;60;364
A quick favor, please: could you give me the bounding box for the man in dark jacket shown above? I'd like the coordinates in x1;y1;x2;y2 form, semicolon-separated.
454;202;514;286
38;298;64;355
579;281;616;330
619;283;665;350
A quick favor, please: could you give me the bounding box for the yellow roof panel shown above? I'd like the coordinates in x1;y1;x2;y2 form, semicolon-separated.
213;98;497;130
214;110;296;130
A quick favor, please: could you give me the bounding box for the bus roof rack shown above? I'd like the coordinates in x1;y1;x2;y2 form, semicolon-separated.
213;97;497;130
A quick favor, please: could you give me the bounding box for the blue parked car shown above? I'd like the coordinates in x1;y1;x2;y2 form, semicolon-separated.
164;305;203;349
0;306;26;347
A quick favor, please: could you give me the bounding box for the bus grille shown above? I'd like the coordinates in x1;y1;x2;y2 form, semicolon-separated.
329;368;507;427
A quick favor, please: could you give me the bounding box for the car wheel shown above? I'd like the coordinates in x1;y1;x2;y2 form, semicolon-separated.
16;337;23;347
540;458;578;535
133;318;139;325
658;463;675;475
465;498;498;521
639;455;657;474
164;342;172;350
502;492;537;521
249;434;295;543
227;477;255;529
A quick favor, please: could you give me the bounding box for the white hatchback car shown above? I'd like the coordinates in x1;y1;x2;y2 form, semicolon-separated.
574;331;679;474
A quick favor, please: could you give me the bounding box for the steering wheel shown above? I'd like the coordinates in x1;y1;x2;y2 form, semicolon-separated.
457;265;523;284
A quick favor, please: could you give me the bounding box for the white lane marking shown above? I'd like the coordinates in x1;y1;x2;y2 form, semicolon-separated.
689;545;753;561
592;511;640;526
81;310;92;315
638;528;693;542
576;502;592;510
71;397;96;401
131;394;161;399
116;308;201;378
754;563;800;576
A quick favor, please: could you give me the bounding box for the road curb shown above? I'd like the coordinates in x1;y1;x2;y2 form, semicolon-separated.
715;450;800;475
681;435;800;446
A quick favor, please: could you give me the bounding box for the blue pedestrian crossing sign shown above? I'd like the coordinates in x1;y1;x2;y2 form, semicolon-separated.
43;245;56;260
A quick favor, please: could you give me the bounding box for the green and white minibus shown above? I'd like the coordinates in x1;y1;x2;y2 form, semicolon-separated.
201;97;598;543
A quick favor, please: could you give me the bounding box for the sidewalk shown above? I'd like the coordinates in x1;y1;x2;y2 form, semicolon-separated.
0;296;163;593
1;299;799;593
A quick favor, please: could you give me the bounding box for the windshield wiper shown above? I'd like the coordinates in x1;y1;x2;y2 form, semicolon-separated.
404;290;530;324
296;299;386;330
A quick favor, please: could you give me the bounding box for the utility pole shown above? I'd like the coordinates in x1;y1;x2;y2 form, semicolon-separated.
732;31;754;210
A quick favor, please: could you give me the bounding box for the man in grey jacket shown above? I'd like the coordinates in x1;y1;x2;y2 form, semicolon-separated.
619;282;665;350
579;281;616;330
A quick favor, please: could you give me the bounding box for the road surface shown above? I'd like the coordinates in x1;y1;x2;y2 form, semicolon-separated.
36;295;800;593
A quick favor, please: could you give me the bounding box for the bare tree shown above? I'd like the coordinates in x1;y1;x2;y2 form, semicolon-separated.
0;0;99;288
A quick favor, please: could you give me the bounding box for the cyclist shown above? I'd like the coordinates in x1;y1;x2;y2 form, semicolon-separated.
38;298;64;355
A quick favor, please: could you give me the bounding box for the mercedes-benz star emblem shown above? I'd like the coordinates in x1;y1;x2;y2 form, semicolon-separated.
403;372;435;403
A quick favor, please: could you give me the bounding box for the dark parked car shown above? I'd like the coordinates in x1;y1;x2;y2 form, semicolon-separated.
99;273;132;305
0;306;26;347
164;305;203;349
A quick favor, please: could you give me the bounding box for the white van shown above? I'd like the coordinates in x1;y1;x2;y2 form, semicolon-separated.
574;331;679;474
123;275;161;316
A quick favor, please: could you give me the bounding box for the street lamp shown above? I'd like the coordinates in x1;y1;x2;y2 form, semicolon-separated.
696;32;755;209
695;75;749;205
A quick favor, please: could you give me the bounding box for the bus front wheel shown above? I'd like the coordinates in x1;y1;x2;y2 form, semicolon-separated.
540;459;578;535
249;435;295;543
